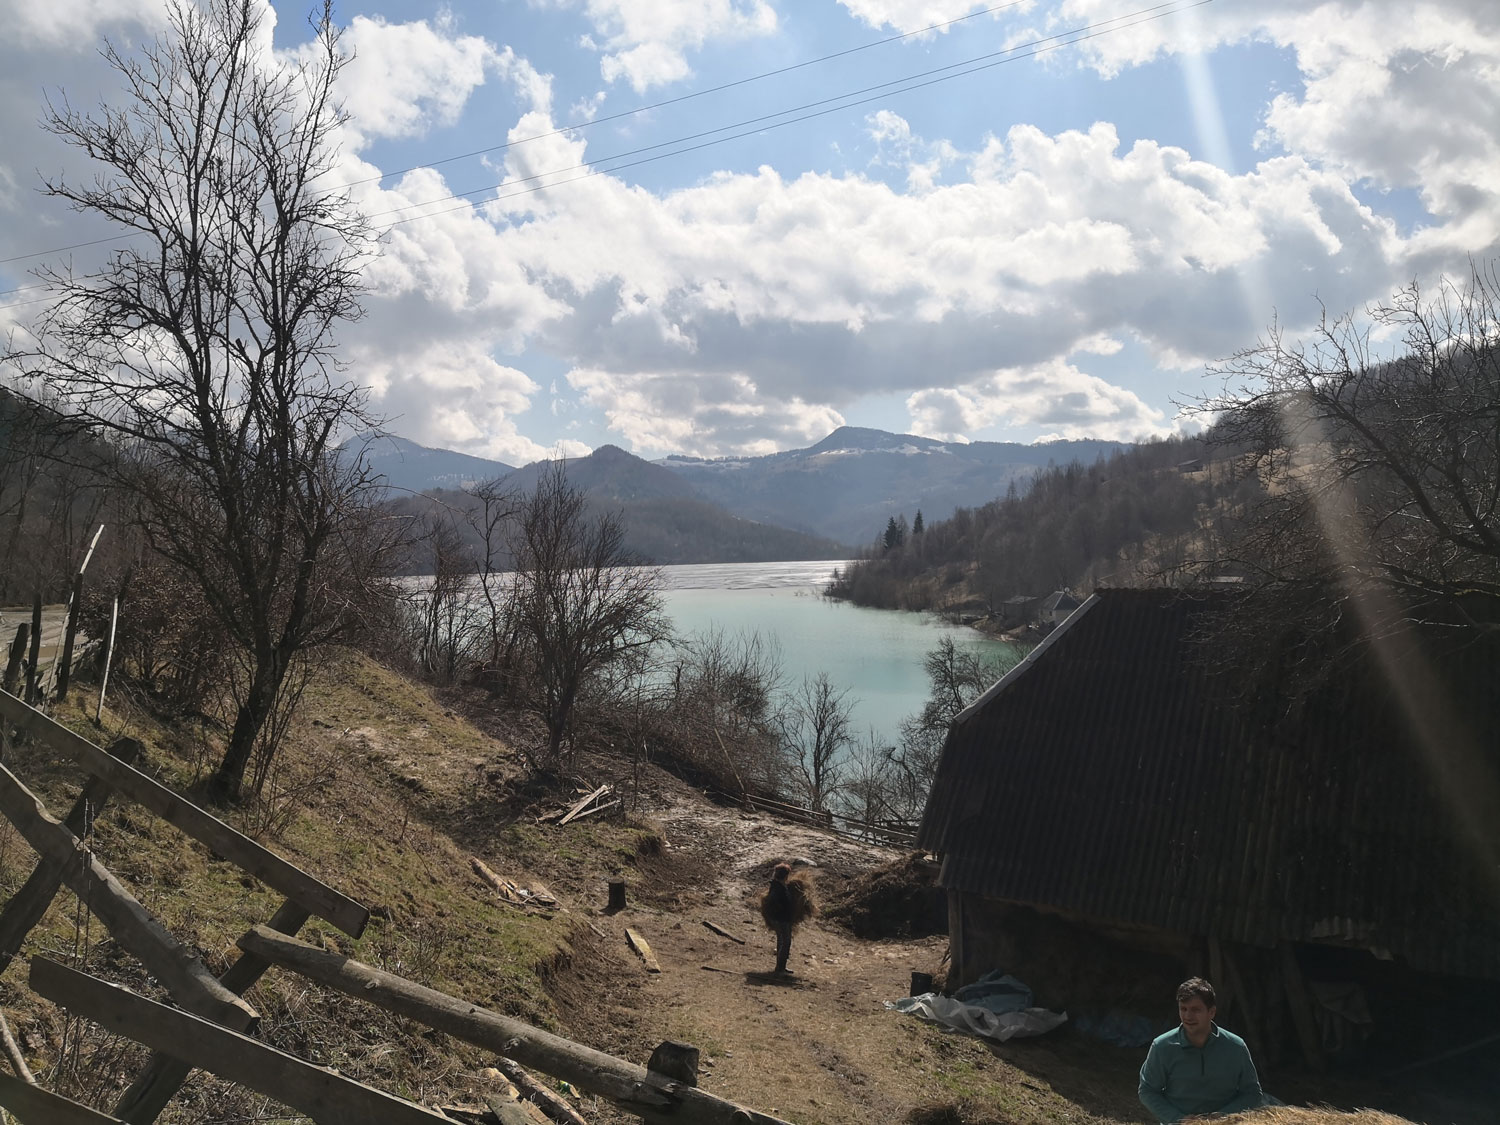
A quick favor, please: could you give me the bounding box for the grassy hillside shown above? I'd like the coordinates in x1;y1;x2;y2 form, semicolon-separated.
0;652;661;1120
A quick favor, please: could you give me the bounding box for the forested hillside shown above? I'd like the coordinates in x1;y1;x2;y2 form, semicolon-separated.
827;432;1254;614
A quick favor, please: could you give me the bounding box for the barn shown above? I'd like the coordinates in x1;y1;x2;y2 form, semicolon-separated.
916;588;1500;1068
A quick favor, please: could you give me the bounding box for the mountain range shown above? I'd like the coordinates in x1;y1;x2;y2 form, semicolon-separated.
363;427;1129;565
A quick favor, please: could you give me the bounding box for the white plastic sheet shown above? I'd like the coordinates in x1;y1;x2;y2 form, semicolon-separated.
885;992;1068;1042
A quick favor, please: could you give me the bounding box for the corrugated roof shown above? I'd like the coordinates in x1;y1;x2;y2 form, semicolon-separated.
918;588;1500;980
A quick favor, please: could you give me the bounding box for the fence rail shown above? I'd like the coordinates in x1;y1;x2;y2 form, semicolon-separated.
709;789;917;847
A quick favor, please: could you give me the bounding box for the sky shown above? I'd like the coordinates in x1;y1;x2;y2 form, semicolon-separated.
1;0;1497;465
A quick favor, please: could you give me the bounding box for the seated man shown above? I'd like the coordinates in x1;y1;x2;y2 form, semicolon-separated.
1139;977;1269;1122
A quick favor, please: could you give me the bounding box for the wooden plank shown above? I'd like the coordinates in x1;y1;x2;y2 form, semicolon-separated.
113;900;312;1124
701;920;745;945
558;785;610;827
0;689;368;939
0;738;143;979
566;800;619;823
483;1091;550;1125
0;764;257;1033
625;929;661;974
28;958;452;1125
237;925;795;1125
0;1072;125;1125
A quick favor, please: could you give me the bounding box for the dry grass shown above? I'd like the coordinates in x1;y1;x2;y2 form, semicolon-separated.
1220;1110;1417;1125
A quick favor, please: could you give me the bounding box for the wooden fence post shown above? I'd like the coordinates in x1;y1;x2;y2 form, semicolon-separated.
1;626;25;697
0;738;143;979
0;763;258;1033
95;597;119;726
55;574;84;703
238;925;794;1125
30;958;452;1125
113;899;313;1125
23;597;41;705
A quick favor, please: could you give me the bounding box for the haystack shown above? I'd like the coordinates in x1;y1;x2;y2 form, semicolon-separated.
760;869;817;929
1219;1109;1416;1125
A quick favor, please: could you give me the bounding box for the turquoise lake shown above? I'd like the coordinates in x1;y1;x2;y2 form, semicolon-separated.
657;560;1016;748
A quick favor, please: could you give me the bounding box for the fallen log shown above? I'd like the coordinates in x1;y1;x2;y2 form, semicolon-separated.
496;1058;588;1125
471;857;523;902
237;925;794;1125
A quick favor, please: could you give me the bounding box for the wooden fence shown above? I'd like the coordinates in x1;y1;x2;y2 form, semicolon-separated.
711;790;917;848
0;688;793;1125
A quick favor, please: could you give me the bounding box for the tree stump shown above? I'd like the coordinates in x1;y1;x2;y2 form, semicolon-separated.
646;1040;699;1087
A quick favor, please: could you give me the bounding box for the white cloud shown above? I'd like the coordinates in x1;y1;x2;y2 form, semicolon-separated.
907;359;1168;441
837;0;1028;34
320;15;501;148
1057;0;1500;239
568;368;845;457
537;0;778;91
4;0;165;47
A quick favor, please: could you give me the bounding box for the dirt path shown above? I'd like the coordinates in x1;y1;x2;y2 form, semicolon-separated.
562;794;1145;1125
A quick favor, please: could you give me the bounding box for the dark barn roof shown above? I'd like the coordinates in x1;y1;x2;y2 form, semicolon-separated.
918;588;1500;980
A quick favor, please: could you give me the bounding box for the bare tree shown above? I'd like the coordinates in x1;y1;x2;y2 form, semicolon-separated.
464;477;521;683
5;0;379;801
414;509;479;685
508;463;668;769
887;637;1022;822
1199;263;1500;680
780;671;855;811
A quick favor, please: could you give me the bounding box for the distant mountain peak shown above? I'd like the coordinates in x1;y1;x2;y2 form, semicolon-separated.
806;426;945;455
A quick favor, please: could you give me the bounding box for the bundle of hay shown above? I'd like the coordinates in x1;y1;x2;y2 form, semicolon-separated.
760;867;817;930
1219;1109;1416;1125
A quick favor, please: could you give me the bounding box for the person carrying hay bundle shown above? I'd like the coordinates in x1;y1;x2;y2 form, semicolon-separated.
761;861;816;974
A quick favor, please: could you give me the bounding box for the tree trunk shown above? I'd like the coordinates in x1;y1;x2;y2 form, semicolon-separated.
210;650;286;804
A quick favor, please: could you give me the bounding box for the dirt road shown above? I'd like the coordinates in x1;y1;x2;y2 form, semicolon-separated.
561;795;1144;1125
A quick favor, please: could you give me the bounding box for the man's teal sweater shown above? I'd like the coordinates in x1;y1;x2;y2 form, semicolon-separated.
1138;1024;1266;1123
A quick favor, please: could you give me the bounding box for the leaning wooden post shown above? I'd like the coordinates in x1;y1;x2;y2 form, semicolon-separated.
51;524;103;703
95;597;119;726
0;764;258;1033
0;738;144;979
238;925;795;1125
23;598;41;705
55;573;84;703
1;625;26;697
113;898;313;1125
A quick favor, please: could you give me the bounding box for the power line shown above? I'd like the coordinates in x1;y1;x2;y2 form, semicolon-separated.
1;0;1214;308
376;0;1208;228
343;0;1034;190
0;0;1030;268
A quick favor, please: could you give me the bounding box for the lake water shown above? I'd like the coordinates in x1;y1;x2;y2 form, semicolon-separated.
658;560;1015;748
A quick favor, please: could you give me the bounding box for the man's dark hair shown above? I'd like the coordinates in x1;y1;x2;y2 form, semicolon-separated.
1176;977;1216;1008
